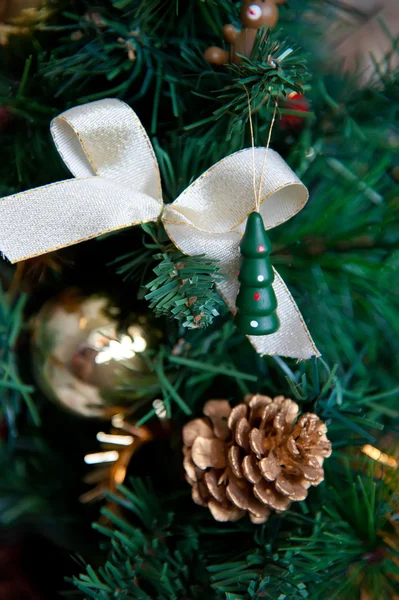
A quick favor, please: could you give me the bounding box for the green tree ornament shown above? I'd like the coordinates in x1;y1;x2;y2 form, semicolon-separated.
235;211;280;336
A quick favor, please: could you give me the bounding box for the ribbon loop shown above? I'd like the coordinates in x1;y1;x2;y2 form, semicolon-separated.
163;148;307;235
51;99;162;200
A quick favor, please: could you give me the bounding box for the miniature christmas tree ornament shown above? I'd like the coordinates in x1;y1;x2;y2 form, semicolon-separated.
235;211;279;336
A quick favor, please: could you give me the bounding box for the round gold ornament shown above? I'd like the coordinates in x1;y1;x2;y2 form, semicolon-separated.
31;289;162;418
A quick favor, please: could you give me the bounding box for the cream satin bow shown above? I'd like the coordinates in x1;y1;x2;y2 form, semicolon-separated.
0;98;319;359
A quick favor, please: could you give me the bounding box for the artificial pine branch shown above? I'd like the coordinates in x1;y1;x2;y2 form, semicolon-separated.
214;29;311;125
71;479;214;600
110;224;224;330
71;453;399;599
0;57;64;194
0;2;398;598
284;460;399;600
145;251;223;329
39;0;236;127
109;223;164;282
272;74;399;378
70;478;312;599
0;435;75;527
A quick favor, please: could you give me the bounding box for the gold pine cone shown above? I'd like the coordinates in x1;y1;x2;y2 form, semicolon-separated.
182;394;332;524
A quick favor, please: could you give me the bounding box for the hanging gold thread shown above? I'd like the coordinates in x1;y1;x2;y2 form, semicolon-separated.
257;99;278;209
245;88;279;213
245;87;257;209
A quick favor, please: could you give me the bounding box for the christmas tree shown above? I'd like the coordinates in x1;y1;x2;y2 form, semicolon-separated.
0;1;398;598
235;211;280;335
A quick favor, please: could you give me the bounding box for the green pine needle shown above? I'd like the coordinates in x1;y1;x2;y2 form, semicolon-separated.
0;285;39;429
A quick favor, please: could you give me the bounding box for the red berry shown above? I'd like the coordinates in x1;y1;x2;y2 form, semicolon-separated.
254;292;261;300
257;245;265;252
280;93;309;130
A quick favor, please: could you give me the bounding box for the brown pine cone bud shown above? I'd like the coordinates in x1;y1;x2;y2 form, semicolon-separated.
183;394;332;523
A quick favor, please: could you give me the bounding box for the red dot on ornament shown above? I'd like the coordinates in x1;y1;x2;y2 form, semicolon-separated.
257;245;265;252
254;292;261;300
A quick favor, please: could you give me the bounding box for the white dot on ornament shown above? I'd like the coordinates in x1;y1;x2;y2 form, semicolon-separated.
250;320;259;328
257;275;264;282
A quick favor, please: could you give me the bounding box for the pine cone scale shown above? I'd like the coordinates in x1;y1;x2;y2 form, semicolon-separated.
192;479;209;506
247;497;271;520
228;445;244;478
242;454;262;484
204;470;226;503
203;399;231;440
275;474;309;501
182;418;213;446
300;465;324;483
259;452;281;481
183;446;200;482
191;436;226;470
253;479;291;511
227;404;248;432
235;417;251;451
226;478;250;510
208;499;244;522
249;428;266;457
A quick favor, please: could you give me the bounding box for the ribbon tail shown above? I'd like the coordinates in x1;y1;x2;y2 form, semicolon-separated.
217;264;319;360
248;268;320;360
0;177;162;263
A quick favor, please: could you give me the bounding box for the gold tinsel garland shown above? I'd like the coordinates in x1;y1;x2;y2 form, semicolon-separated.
80;414;153;505
80;400;168;519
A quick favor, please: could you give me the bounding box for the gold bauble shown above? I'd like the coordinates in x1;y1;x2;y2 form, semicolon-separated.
0;0;52;45
31;289;162;419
